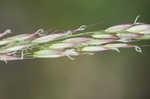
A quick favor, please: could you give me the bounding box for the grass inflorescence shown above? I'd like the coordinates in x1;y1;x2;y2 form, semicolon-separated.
0;22;150;62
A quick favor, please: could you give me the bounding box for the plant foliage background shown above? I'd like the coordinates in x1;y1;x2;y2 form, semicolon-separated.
0;0;150;99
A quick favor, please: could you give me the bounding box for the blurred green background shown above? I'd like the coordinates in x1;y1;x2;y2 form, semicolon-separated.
0;0;150;99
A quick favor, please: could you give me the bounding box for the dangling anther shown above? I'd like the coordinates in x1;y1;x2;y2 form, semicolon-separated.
28;29;44;41
0;29;12;39
21;50;24;59
3;29;12;34
135;46;142;53
35;29;44;35
3;58;8;64
133;15;141;24
111;48;120;53
0;57;8;64
66;55;74;60
77;25;87;31
65;25;87;35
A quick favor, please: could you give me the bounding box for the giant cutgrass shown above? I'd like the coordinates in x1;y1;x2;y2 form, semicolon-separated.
0;22;150;63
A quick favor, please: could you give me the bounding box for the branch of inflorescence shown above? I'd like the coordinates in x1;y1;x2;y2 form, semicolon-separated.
0;17;150;63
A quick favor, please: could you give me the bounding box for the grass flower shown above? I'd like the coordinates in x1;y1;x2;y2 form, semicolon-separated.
0;22;150;63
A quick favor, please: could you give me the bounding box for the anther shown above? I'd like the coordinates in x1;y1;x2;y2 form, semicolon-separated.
21;50;24;59
135;46;142;53
134;15;140;24
111;48;120;53
4;29;12;34
77;25;87;31
35;29;44;35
